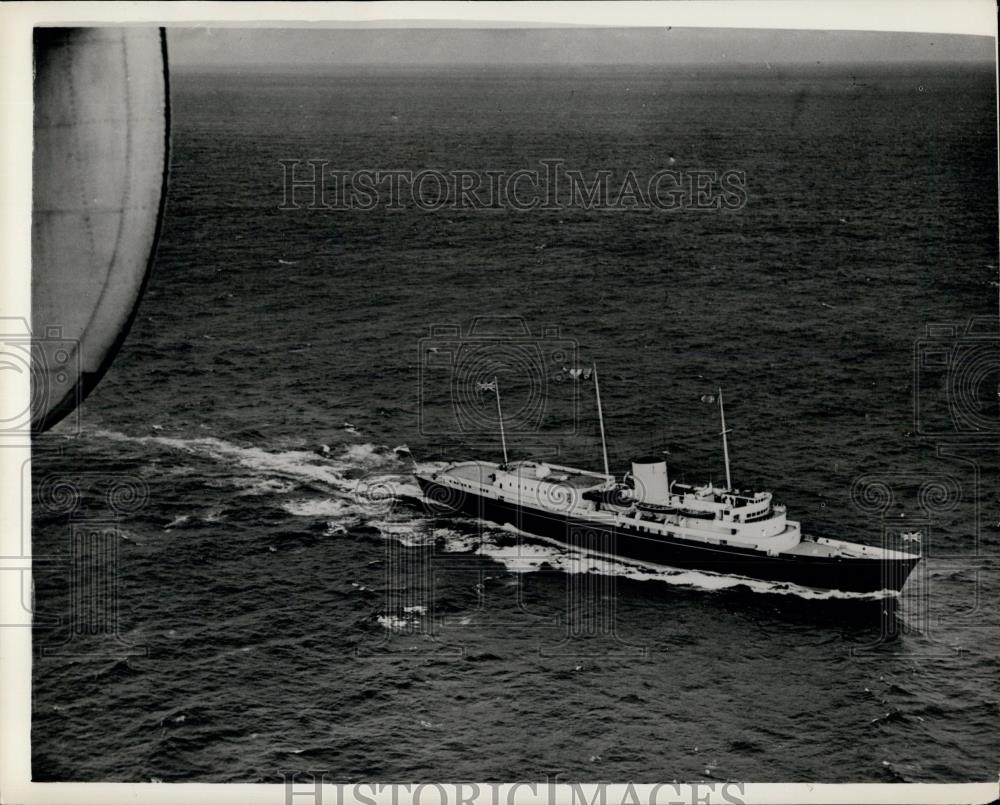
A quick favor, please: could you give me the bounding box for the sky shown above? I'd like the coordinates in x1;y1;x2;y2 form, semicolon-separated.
167;27;995;71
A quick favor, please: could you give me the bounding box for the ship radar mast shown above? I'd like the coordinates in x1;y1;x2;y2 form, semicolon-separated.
718;387;732;490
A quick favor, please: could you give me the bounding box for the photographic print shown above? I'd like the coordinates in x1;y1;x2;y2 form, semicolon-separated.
5;3;998;802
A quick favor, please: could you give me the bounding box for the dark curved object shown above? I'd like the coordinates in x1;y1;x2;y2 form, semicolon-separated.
31;27;170;433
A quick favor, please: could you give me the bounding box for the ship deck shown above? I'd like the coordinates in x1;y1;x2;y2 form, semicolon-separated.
508;462;606;489
442;462;494;484
440;460;606;490
786;536;919;561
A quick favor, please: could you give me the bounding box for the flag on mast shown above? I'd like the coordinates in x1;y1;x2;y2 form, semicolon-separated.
476;379;497;393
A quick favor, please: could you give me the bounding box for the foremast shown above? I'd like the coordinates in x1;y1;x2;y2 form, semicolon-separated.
593;362;612;486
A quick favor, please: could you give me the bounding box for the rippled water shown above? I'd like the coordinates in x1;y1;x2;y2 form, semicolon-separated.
32;63;999;783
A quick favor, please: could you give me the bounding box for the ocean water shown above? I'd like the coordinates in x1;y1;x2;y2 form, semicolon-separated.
31;63;999;783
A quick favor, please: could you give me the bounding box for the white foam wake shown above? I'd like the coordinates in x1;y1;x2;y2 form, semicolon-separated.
94;430;352;487
91;429;434;495
90;428;446;537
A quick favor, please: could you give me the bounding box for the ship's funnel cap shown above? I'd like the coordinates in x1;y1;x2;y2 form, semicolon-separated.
632;455;667;465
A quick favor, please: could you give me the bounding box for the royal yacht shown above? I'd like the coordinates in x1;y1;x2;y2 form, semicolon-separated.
416;370;920;594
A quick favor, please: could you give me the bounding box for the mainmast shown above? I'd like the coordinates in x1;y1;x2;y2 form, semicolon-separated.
718;387;732;490
493;375;509;467
592;363;611;482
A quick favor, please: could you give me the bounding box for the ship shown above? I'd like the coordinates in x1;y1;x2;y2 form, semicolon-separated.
415;367;921;594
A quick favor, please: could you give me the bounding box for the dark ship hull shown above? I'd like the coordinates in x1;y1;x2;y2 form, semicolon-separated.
417;477;920;594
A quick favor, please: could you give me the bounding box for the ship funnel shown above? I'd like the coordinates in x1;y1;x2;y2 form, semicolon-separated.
630;457;671;505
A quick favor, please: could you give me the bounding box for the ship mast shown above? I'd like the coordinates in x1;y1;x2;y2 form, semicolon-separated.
592;363;611;482
718;387;732;490
493;375;509;467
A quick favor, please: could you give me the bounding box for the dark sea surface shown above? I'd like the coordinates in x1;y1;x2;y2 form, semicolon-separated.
32;63;999;783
